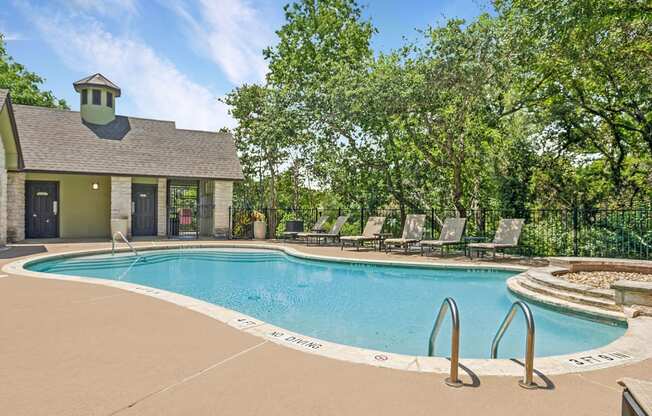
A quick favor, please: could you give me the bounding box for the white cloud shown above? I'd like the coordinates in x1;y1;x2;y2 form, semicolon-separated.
23;5;234;131
1;32;25;41
65;0;139;17
0;18;26;40
169;0;275;85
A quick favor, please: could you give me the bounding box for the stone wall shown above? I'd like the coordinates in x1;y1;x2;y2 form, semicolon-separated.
157;178;167;236
614;281;652;309
6;171;25;242
110;176;132;237
213;180;232;238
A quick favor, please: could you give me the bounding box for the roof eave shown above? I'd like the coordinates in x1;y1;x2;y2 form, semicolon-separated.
73;83;122;97
1;92;25;169
17;168;244;181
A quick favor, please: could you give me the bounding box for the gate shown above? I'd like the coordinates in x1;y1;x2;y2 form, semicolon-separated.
167;180;199;239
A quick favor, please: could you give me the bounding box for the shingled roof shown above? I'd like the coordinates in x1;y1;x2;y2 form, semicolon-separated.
11;105;243;180
73;73;122;97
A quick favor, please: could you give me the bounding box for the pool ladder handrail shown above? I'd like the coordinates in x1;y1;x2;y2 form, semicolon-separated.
428;297;462;387
112;231;139;256
490;300;536;389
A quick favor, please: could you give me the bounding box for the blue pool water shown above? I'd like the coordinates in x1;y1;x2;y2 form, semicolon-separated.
27;248;626;358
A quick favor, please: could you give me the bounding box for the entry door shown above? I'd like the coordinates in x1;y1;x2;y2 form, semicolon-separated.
26;181;59;238
132;184;157;236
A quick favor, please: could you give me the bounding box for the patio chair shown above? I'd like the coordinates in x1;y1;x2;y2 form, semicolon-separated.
384;214;427;254
340;216;386;251
300;215;349;245
467;218;525;258
420;217;467;256
292;215;329;241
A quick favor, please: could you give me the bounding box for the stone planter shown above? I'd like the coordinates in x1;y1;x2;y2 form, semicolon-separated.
111;218;129;238
253;221;267;240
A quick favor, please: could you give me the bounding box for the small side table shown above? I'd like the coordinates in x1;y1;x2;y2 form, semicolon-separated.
464;236;488;257
374;233;393;251
281;231;299;241
306;229;326;246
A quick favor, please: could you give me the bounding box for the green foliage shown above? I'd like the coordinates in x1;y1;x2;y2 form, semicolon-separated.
496;0;652;204
222;84;307;209
0;34;68;109
226;0;652;215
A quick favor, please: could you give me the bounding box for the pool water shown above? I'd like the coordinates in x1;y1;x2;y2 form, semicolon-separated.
27;249;626;358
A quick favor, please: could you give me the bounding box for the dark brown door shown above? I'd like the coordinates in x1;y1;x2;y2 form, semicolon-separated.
26;181;59;238
132;184;157;236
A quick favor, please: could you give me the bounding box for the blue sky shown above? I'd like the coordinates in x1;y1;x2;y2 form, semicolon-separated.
1;0;490;130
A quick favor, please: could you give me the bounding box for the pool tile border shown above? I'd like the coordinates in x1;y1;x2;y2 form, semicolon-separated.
4;242;652;377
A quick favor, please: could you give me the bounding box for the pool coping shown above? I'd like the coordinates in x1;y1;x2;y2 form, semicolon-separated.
4;241;652;378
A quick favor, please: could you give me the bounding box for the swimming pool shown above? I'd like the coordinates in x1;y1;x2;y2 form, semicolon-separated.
26;248;626;359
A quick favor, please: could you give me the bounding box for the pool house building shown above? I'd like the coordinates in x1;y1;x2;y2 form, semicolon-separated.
0;74;243;243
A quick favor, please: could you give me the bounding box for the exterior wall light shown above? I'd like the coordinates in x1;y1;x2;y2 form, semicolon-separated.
92;182;100;190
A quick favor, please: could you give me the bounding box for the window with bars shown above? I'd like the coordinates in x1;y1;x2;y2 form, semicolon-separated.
92;89;101;105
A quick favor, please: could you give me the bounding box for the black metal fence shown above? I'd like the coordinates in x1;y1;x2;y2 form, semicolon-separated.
229;206;652;259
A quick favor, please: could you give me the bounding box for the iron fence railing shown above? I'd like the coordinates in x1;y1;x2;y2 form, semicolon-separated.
229;206;652;259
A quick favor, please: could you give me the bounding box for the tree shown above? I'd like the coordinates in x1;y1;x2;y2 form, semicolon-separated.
226;0;652;213
262;0;381;206
0;34;68;108
222;84;305;210
496;0;652;204
403;16;508;214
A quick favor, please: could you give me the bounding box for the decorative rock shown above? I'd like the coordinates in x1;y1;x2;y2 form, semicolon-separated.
561;271;652;289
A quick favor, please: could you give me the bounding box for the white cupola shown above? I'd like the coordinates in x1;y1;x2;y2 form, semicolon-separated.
73;73;121;125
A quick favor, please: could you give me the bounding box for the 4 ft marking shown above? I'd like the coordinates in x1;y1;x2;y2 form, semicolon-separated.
233;317;260;329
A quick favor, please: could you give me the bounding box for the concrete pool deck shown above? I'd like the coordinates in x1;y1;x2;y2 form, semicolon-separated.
1;240;650;415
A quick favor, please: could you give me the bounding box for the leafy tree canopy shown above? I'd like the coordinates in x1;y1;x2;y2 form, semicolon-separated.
225;0;652;213
0;34;68;109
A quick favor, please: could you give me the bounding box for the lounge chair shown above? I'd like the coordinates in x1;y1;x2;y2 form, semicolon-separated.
290;215;329;240
467;218;525;258
420;217;467;256
299;215;349;245
340;216;386;250
384;214;427;254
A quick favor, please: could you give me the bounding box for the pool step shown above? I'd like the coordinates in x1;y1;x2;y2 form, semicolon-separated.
525;270;615;300
507;276;626;322
519;276;621;311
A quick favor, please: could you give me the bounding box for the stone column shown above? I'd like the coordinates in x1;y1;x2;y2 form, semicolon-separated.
213;180;233;238
6;171;25;242
198;180;214;237
110;176;132;237
0;168;7;245
157;178;167;237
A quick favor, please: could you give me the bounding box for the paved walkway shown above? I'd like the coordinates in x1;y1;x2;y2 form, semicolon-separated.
0;241;649;415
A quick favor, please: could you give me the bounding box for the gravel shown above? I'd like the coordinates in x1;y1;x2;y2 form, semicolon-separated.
561;271;652;289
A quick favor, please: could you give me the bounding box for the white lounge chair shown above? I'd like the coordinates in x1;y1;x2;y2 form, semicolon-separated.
420;217;467;256
299;215;349;245
384;214;427;254
340;216;386;250
289;215;329;241
467;218;525;258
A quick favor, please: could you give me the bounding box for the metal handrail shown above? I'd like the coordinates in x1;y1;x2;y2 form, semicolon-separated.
112;231;139;256
490;300;536;389
428;297;462;387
